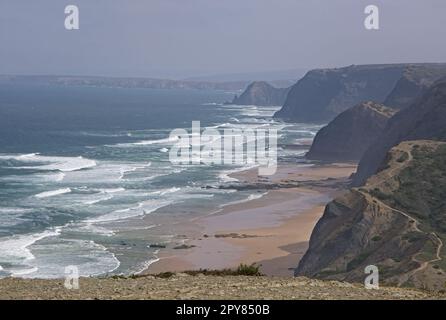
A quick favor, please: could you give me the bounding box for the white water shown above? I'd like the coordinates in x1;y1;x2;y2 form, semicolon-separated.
0;228;61;276
0;99;321;279
34;188;72;198
10;154;97;172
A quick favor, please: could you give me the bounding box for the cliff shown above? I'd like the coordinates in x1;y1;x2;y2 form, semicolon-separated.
306;101;396;161
296;140;446;291
384;64;446;109
274;64;406;122
352;77;446;186
274;63;446;123
230;81;290;106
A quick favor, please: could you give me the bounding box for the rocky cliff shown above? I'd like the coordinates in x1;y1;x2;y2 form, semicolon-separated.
296;140;446;291
230;81;290;106
274;64;446;123
306;102;396;161
352;77;446;186
384;64;446;109
274;64;406;122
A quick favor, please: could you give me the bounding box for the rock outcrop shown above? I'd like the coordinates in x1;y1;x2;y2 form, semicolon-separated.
306;102;396;161
230;81;290;106
296;140;446;291
352;77;446;186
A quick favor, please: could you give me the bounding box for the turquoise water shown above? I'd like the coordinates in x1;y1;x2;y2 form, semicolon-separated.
0;84;322;278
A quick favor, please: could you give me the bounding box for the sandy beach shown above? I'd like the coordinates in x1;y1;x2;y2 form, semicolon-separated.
147;162;357;276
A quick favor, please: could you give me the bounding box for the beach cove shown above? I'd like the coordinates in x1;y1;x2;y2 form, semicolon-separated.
146;162;357;276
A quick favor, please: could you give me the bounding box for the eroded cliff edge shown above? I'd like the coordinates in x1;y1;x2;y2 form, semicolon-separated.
306;101;396;161
275;63;446;123
297;140;446;291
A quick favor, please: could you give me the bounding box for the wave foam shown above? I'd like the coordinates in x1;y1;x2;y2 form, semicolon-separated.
1;154;97;172
81;188;125;205
0;228;61;272
35;188;72;199
148;187;181;196
86;200;171;224
219;192;268;208
218;165;259;183
119;163;151;180
133;136;179;146
18;238;120;279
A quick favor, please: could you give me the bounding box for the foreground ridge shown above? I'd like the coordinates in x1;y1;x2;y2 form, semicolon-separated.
0;275;442;300
297;140;446;291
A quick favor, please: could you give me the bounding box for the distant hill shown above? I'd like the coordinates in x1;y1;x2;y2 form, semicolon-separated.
184;68;307;84
306;101;397;161
297;140;446;291
0;75;250;92
229;81;291;106
274;63;446;123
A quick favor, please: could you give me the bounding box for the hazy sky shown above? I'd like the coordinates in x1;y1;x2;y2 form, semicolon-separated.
1;0;445;78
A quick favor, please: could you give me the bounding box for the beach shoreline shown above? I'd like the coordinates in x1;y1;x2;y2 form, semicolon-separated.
146;162;357;276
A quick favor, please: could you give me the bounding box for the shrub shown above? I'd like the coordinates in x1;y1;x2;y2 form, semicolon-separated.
155;272;175;278
152;263;264;278
235;263;262;276
396;153;409;163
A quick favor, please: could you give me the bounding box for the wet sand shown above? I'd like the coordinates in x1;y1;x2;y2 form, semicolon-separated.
147;163;357;276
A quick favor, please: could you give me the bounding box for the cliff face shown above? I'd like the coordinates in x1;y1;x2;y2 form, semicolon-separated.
230;81;290;106
274;64;446;123
274;64;406;122
352;78;446;186
384;64;446;109
297;140;446;290
306;102;396;161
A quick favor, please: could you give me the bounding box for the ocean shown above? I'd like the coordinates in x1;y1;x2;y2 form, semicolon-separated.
0;83;322;278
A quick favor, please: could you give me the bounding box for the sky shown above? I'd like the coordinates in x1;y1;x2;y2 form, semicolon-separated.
1;0;445;79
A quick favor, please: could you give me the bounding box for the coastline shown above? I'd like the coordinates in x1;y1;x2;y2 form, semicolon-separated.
147;162;357;276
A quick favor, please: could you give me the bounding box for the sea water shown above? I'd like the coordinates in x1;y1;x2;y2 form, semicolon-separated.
0;83;322;278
